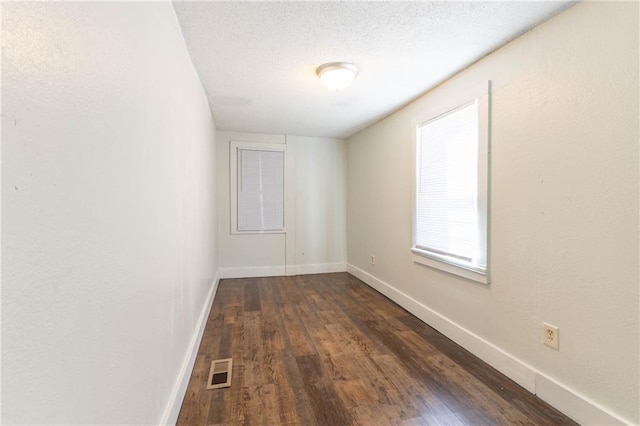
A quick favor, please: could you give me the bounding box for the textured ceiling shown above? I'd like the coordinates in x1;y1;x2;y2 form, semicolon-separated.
173;1;574;139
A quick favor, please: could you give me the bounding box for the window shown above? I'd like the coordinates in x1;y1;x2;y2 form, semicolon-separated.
412;88;489;284
230;141;285;233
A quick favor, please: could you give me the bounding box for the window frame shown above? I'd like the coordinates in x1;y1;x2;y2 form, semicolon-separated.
230;141;286;235
411;82;491;284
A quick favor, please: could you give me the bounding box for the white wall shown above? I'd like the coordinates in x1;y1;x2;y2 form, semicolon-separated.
292;135;347;272
217;132;347;277
347;2;638;424
2;2;218;424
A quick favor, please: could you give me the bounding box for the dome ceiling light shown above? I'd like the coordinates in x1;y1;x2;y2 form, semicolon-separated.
316;62;358;91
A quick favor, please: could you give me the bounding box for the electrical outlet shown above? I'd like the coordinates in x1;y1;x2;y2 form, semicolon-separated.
543;323;559;350
370;254;375;265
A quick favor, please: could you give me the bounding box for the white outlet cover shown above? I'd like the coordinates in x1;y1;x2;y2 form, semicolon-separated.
543;323;559;350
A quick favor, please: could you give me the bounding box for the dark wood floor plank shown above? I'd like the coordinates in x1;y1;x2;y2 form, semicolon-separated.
204;386;226;425
296;354;354;425
357;316;475;414
177;272;578;426
275;277;317;357
280;349;318;425
243;279;261;312
217;364;246;424
371;353;458;420
426;353;536;425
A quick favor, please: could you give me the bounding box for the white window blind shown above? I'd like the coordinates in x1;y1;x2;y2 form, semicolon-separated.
416;101;484;268
236;148;284;232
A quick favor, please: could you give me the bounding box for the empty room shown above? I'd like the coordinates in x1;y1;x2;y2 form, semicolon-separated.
2;1;638;425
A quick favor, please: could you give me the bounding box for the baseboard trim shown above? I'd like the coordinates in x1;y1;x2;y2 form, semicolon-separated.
292;262;347;275
221;263;346;279
220;266;285;279
535;374;627;425
346;264;629;426
160;272;220;426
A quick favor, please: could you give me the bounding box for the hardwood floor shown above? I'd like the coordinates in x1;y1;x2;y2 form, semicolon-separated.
177;273;577;425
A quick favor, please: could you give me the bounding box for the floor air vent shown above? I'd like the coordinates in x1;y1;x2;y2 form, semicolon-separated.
207;358;233;390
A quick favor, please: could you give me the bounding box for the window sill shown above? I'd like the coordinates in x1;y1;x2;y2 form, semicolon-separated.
411;248;489;285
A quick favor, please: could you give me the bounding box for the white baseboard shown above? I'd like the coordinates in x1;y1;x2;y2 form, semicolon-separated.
220;266;285;279
221;263;346;279
290;262;347;276
160;272;220;426
535;374;627;426
346;264;629;426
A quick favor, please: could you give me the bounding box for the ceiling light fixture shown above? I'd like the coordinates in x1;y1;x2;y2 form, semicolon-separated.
316;62;358;91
